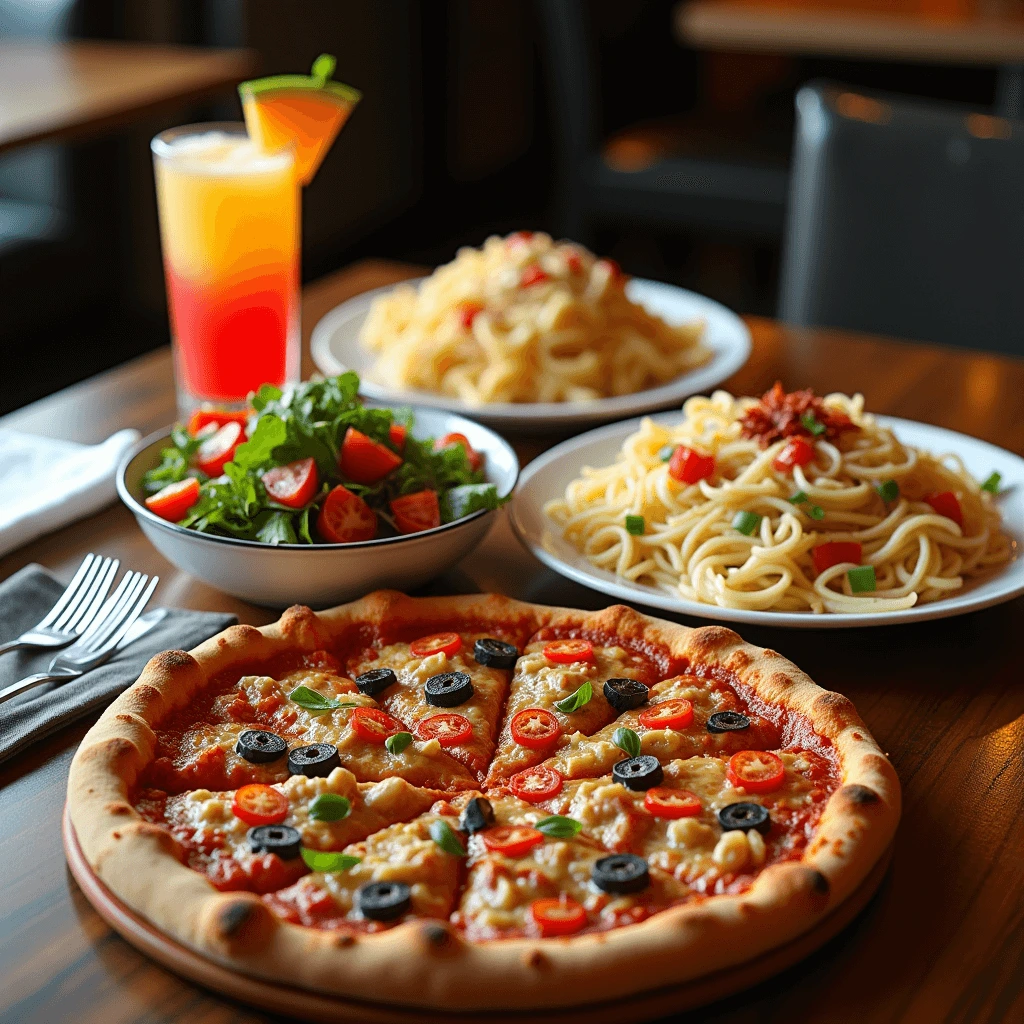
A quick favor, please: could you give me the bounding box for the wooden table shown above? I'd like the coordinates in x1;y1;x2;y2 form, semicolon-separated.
2;260;1024;1023
0;41;257;154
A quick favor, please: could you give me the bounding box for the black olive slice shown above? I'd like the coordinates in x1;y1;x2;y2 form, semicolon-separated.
707;711;751;733
355;667;398;697
248;824;302;860
459;796;496;835
474;638;519;669
612;755;664;791
234;729;287;764
592;853;650;894
287;743;341;778
603;677;649;713
424;671;475;707
356;881;412;921
717;802;771;834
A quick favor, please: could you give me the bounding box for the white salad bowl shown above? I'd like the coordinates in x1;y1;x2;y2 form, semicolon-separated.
118;407;519;608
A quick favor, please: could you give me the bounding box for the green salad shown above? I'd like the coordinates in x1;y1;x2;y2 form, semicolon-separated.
141;372;507;544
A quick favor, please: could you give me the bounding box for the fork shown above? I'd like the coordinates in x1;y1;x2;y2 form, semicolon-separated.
0;554;119;657
0;570;159;705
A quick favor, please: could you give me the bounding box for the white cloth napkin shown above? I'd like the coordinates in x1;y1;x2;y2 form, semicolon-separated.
0;428;141;557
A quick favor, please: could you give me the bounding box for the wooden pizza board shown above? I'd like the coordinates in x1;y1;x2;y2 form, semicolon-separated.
64;805;892;1023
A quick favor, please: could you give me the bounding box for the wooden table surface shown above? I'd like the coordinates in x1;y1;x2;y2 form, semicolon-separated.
2;260;1024;1024
675;0;1024;64
0;41;257;154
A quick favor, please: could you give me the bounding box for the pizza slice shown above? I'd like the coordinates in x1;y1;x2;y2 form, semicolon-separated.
265;803;466;930
347;630;514;780
134;767;440;895
485;636;658;784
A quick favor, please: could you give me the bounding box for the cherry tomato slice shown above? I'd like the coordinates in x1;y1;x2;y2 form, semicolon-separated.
231;783;289;827
317;485;376;543
481;825;544;858
388;422;407;450
458;301;485;329
530;898;587;937
668;446;715;485
410;632;463;658
509;765;563;802
520;264;550;287
727;750;786;794
390;489;441;534
262;457;319;509
145;477;200;522
924;490;964;528
812;541;863;574
187;408;250;437
433;432;483;472
643;787;702;819
638;698;694;731
195;421;245;477
340;427;403;484
510;708;561;749
349;706;403;743
542;639;593;664
773;437;815;474
415;713;473;747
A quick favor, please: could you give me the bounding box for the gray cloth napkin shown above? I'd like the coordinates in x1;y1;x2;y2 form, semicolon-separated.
0;564;236;765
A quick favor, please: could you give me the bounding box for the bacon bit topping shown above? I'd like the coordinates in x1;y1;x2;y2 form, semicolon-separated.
739;383;858;448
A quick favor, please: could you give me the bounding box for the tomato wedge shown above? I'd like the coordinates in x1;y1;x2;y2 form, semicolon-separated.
262;457;318;509
195;421;245;476
317;485;376;543
388;422;407;450
509;765;563;802
668;446;715;485
231;783;289;827
415;713;472;747
773;437;815;473
433;432;483;472
350;706;403;743
530;897;587;937
643;787;702;819
638;698;694;731
924;490;963;528
340;427;403;484
187;408;250;437
542;639;593;664
482;825;544;858
390;489;441;534
812;541;862;574
727;750;785;794
410;632;463;658
510;708;561;749
145;477;199;522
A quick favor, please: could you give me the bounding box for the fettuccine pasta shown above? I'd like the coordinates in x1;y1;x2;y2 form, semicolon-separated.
359;232;710;405
545;386;1014;614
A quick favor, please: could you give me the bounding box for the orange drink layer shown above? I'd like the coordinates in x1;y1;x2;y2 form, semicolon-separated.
152;124;300;410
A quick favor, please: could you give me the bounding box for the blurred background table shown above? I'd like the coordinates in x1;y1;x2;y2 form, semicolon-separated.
1;260;1023;1024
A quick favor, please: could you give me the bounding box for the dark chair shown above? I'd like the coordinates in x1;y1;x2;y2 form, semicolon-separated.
779;82;1024;356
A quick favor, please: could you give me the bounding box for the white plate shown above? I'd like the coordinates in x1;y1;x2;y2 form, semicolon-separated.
509;413;1024;628
310;278;752;432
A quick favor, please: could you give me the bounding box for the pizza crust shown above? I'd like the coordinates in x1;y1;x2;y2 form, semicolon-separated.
67;592;900;1012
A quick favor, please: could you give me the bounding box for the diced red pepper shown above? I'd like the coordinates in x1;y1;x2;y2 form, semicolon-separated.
773;437;815;473
812;541;863;574
667;446;715;485
924;491;963;528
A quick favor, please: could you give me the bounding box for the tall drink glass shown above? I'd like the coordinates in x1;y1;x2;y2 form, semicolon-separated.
151;123;300;415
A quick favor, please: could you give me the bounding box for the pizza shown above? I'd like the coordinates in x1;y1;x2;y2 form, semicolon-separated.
67;591;899;1014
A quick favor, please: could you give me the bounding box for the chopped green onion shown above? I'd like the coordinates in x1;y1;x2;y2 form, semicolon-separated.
288;685;357;715
658;445;676;463
788;490;825;520
877;480;899;503
806;504;825;521
847;565;877;593
554;681;593;713
612;726;641;759
385;731;413;755
535;815;582;838
732;510;761;536
301;849;361;872
801;412;826;436
788;491;808;504
982;471;1002;494
625;514;645;536
429;819;467;857
308;793;351;822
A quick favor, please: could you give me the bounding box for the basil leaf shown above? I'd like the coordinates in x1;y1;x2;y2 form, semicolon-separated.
385;731;413;755
553;681;593;714
800;412;826;436
301;849;361;873
288;685;357;714
535;815;582;838
982;471;1002;494
624;514;645;536
613;726;641;759
308;793;351;822
429;819;466;857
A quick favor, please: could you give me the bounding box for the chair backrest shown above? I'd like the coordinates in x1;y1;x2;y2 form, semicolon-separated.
779;82;1024;355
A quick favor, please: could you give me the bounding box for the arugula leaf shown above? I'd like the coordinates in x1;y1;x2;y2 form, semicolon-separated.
288;685;356;714
232;414;289;471
429;819;466;857
535;815;582;838
553;682;593;713
257;511;298;545
613;727;641;759
440;483;508;523
301;849;361;872
385;731;413;755
308;794;351;822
